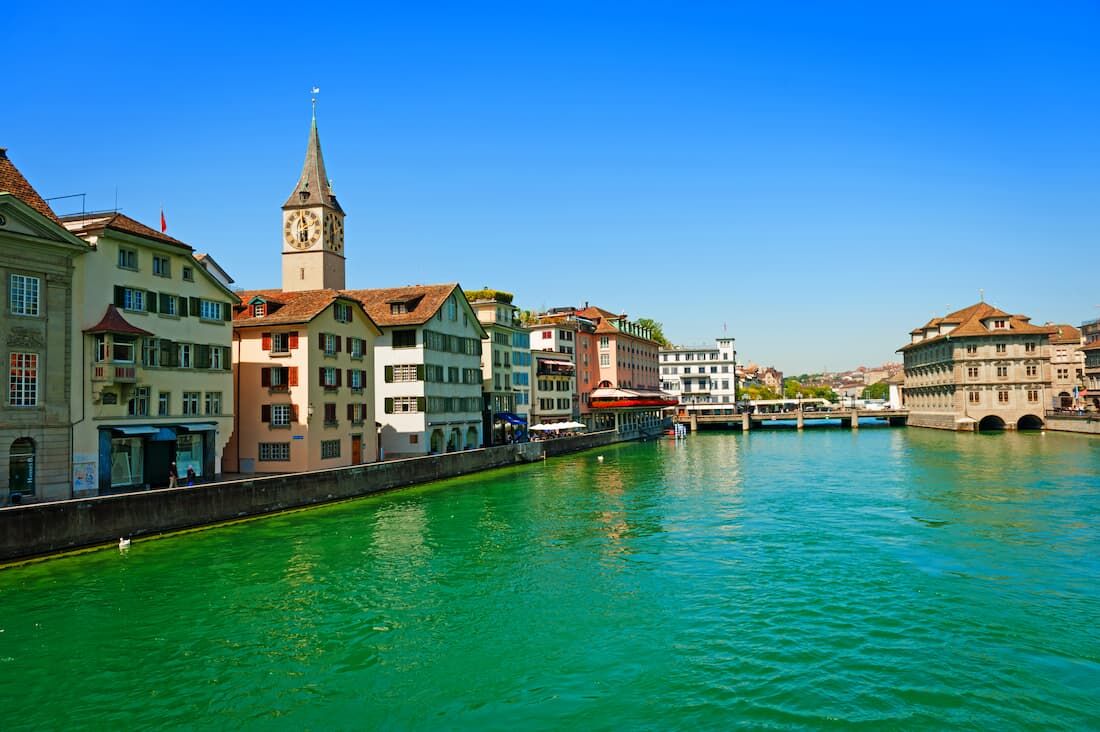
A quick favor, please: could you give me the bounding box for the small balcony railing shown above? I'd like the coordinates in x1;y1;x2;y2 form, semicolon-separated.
92;364;137;383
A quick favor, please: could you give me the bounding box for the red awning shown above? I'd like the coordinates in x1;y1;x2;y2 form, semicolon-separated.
83;305;154;336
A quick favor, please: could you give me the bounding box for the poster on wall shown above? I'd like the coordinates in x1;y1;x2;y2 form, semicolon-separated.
72;458;97;495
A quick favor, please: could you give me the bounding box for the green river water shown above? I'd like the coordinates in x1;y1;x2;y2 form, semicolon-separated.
2;428;1099;729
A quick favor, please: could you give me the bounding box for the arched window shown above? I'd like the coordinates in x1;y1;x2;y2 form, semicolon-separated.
447;295;458;321
9;438;35;497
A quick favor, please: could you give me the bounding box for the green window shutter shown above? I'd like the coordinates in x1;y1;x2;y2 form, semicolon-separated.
222;303;232;321
384;397;394;414
189;297;200;316
114;286;125;307
417;396;426;412
416;364;424;381
177;295;188;317
159;293;170;313
384;365;393;383
146;292;158;313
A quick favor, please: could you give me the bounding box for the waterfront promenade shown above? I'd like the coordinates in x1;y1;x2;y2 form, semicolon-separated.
1;429;1097;729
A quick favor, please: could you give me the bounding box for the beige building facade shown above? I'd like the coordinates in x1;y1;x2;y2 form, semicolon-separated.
531;350;575;425
62;213;238;494
1048;324;1085;410
468;289;531;444
0;149;89;503
900;302;1052;431
226;290;380;473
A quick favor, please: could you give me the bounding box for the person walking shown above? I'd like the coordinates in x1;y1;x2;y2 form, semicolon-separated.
168;462;179;488
185;466;196;486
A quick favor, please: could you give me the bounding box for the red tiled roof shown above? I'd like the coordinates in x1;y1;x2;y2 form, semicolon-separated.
576;305;620;320
83;305;154;336
1080;340;1100;351
1048;324;1082;344
233;288;375;329
61;212;192;250
343;283;459;327
0;148;62;224
900;302;1054;352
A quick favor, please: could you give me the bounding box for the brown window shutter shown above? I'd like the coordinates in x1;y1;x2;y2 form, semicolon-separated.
288;367;298;386
319;367;326;386
289;331;299;349
261;367;271;387
291;404;299;422
319;333;326;351
261;332;271;350
346;336;352;353
261;404;271;423
336;369;342;387
347;403;354;420
336;336;342;353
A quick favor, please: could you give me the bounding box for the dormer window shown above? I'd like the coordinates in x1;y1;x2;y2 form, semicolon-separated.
253;303;266;318
391;302;408;315
993;319;1006;329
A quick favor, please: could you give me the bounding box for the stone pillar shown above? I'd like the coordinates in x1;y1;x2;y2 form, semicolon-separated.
797;410;804;430
741;412;751;432
689;413;698;433
851;409;859;430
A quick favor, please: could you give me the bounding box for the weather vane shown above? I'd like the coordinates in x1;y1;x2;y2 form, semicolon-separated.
311;86;320;118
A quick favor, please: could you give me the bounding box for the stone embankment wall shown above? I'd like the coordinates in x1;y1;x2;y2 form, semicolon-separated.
0;430;621;562
1044;415;1100;435
905;412;969;431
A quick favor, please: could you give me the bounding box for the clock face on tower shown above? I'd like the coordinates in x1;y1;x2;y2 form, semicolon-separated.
285;210;321;250
325;213;345;253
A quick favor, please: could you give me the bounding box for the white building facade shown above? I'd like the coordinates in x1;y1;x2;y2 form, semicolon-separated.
660;338;738;415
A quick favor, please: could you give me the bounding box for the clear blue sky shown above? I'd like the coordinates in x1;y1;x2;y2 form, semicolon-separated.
8;1;1099;373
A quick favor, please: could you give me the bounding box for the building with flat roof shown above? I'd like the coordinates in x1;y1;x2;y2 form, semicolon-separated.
660;338;737;416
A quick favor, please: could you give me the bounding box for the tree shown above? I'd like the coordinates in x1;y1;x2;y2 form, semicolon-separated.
861;381;889;400
783;379;837;402
741;384;779;401
636;317;671;347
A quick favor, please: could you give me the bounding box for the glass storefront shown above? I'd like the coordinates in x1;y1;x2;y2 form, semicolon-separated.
110;437;144;487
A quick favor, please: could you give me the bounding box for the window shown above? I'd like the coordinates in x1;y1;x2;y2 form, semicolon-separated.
113;336;136;363
182;266;194;282
264;366;293;391
118;248;138;270
1025;342;1036;354
1026;365;1037;377
390;302;408;315
259;442;290;461
998;390;1009;404
323;403;337;425
996;366;1008;378
993;319;1006;329
333;302;352;323
542;331;552;340
321;439;341;458
599;336;609;349
143;338;160;367
1027;390;1039;403
321;367;338;388
182;391;200;415
153;255;171;277
388;396;421;413
392;364;418;382
600;354;610;366
204;391;222;415
968;391;980;404
272;403;291;426
322;333;338;355
210;347;224;370
252;302;266;318
178;343;192;368
996;343;1006;354
200;300;222;320
128;386;150;416
349;369;364;390
349;337;364;358
9;274;40;316
160;293;178;316
8;438;35;496
967;366;978;379
447;295;457;321
122;288;145;312
9;353;38;407
158;392;170;416
966;345;977;356
392;329;417;348
1057;367;1069;379
271;332;290;354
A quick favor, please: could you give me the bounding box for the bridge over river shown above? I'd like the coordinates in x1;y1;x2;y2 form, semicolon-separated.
675;409;908;431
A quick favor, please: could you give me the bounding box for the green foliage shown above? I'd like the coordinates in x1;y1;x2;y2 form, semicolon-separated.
464;288;513;304
741;384;780;401
861;381;889;400
783;379;837;401
636;318;671;347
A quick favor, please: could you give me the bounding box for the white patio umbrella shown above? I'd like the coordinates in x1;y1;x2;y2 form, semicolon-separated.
528;423;558;432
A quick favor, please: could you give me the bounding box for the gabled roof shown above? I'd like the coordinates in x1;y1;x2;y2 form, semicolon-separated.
343;283;460;327
83;305;154;336
61;211;192;250
0;148;62;224
576;305;620;320
900;302;1054;351
1081;340;1100;351
1048;324;1082;344
233;288;377;332
283;116;343;214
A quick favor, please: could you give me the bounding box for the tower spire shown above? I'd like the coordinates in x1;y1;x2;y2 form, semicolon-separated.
283;92;342;213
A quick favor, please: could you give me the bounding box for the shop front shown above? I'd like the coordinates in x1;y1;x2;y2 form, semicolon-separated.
98;423;219;494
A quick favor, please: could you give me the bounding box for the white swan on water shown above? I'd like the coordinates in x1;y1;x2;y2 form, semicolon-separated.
118;537;131;549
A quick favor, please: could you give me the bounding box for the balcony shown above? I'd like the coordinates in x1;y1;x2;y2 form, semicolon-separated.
92;363;137;383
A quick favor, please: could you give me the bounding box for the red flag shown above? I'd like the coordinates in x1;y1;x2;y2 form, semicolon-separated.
160;209;167;233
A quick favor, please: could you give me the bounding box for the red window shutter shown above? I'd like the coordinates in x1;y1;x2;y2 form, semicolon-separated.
288;367;298;386
319;333;326;351
347;403;354;420
261;332;271;351
289;331;299;350
260;367;271;387
291;404;299;422
319;367;326;386
261;404;271;423
336;369;342;387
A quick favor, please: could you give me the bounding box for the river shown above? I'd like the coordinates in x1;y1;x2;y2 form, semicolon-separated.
2;428;1098;729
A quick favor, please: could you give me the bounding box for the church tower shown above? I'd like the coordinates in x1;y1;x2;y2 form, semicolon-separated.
281;107;345;291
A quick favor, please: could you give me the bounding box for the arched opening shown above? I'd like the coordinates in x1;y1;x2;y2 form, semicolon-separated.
430;429;444;454
1059;392;1072;409
447;428;461;452
1017;414;1044;431
978;415;1006;432
465;426;479;449
9;438;36;499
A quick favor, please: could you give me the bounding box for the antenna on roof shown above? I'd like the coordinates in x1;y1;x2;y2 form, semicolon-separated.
979;288;984;303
